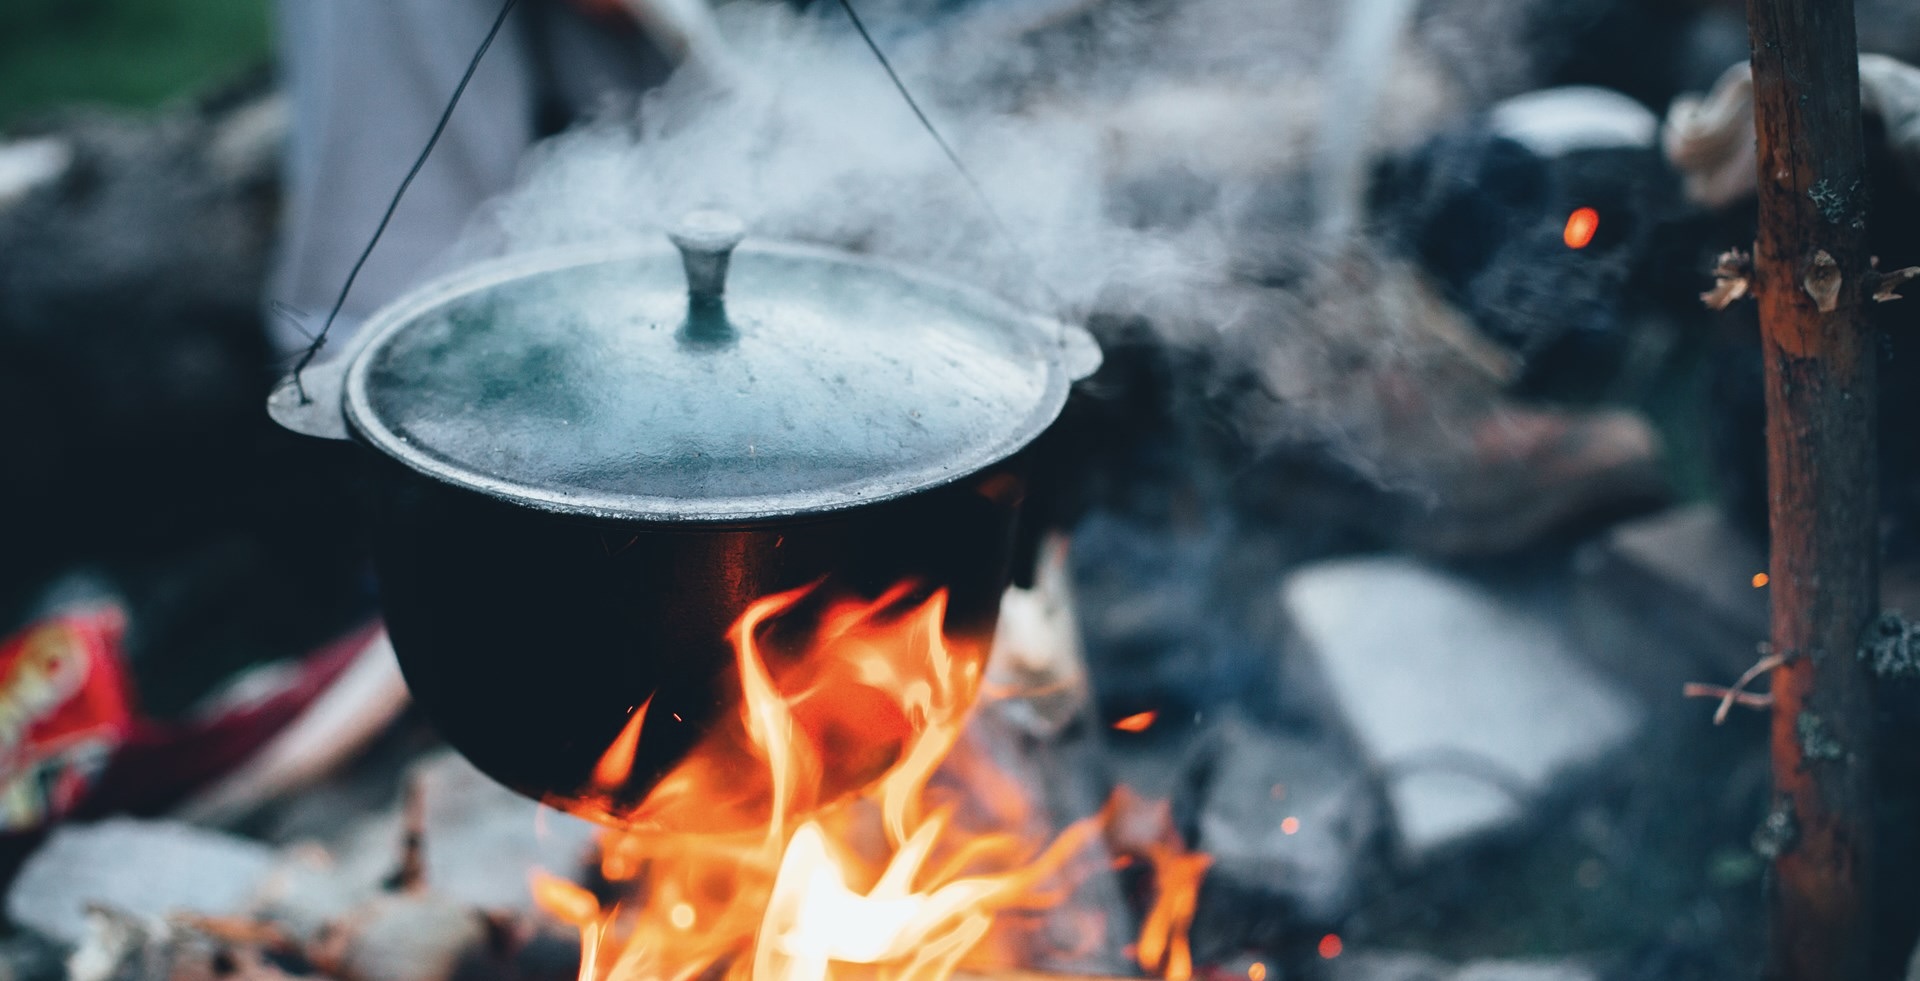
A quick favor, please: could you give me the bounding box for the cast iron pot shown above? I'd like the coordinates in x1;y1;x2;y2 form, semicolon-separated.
269;214;1100;818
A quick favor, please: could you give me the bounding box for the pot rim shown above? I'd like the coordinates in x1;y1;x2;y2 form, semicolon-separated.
339;237;1093;523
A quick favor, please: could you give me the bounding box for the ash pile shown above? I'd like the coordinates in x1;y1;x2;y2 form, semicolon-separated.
7;1;1920;981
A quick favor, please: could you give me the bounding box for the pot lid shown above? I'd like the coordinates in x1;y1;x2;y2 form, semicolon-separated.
340;214;1093;522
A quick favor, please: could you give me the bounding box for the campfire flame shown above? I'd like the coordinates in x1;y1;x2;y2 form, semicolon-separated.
533;582;1205;981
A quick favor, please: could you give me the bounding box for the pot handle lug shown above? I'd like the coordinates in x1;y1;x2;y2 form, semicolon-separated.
267;357;352;440
1056;321;1103;382
669;210;747;303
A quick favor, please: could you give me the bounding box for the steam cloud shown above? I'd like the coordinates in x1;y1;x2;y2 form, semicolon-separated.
445;0;1548;475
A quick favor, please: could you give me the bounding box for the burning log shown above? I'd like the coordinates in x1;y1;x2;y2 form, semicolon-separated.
1741;1;1882;979
55;901;566;981
65;907;299;981
19;759;586;981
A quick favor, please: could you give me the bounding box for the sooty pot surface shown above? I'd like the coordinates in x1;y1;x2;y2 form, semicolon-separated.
366;452;1027;818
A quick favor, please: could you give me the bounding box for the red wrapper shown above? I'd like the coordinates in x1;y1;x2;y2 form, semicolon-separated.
0;607;135;831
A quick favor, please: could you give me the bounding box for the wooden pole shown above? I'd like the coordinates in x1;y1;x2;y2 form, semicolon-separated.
1744;2;1880;979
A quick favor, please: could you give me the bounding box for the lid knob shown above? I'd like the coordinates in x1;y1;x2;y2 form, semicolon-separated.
668;211;747;304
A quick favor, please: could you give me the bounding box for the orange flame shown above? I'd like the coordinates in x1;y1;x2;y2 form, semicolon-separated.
532;583;1203;981
532;870;601;927
1111;711;1158;733
589;695;652;791
1112;793;1211;981
1563;207;1600;249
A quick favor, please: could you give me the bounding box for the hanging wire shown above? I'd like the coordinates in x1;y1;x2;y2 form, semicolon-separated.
289;0;522;399
292;0;1070;393
833;0;1069;318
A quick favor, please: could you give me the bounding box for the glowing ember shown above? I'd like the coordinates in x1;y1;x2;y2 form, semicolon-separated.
1752;572;1770;588
1317;935;1344;960
1279;817;1300;836
534;582;1204;981
1563;207;1600;249
1112;710;1158;733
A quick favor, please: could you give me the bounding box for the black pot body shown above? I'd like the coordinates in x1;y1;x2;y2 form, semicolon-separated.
358;451;1028;817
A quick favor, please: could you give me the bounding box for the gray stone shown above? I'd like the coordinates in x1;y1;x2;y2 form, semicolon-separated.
255;750;601;942
283;751;600;916
1194;713;1381;924
1326;951;1451;981
987;535;1094;742
0;136;72;209
6;818;276;943
1283;557;1643;864
1329;953;1595;981
324;892;494;981
1451;961;1596;981
1571;504;1769;694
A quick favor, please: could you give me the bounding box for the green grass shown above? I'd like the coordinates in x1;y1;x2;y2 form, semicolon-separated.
0;0;271;129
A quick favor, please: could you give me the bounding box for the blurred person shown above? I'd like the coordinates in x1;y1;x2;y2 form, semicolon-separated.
269;0;705;357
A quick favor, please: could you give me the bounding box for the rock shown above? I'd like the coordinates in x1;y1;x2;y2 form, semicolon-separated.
1193;714;1382;926
1328;954;1596;981
1282;557;1643;864
1570;504;1769;694
1451;961;1597;981
314;892;494;981
0;136;72;209
257;750;598;933
988;535;1093;741
1326;952;1451;981
7;818;275;944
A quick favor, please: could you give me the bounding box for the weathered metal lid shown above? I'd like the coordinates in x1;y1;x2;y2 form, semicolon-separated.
334;214;1097;522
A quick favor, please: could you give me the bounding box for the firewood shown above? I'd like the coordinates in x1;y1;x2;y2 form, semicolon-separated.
1743;2;1883;978
68;907;311;981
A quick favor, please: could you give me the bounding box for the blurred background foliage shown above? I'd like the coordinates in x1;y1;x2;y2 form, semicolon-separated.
0;0;270;129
